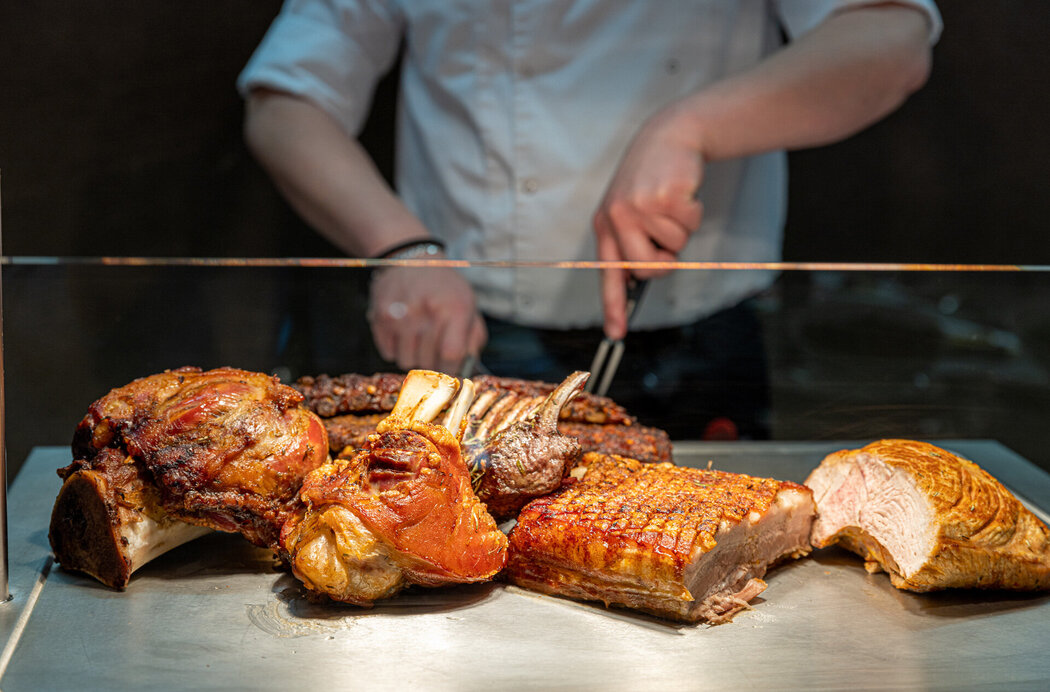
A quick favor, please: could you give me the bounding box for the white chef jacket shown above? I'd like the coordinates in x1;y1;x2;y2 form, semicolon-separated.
238;0;941;329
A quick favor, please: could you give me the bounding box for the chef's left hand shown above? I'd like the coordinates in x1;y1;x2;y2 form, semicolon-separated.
593;105;704;340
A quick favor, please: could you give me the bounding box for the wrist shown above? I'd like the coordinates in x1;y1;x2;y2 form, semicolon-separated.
373;238;447;261
370;238;447;289
649;96;712;159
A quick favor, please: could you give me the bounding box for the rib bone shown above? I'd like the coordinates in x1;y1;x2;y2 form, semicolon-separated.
465;370;590;520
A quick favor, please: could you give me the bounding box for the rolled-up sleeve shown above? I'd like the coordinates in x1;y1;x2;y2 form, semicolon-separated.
236;0;404;136
776;0;942;44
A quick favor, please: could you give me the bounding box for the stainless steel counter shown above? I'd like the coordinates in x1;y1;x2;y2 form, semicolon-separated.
3;441;1050;691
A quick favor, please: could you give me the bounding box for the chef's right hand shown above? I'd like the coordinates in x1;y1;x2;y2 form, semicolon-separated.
593;102;705;341
368;266;487;375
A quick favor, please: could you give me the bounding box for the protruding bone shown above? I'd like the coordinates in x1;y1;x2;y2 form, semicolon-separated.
442;378;476;436
535;371;590;430
464;371;591;520
381;370;460;429
50;470;211;589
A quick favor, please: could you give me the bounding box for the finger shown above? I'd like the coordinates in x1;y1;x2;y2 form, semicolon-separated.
663;195;703;232
416;317;441;372
436;305;475;375
369;271;404;362
395;321;423;371
372;323;396;362
602;267;629;340
468;312;488;357
644;214;692;255
368;302;397;362
606;202;671;267
604;200;650;259
612;219;678;280
631;246;678;280
593;209;618;261
596;224;629;340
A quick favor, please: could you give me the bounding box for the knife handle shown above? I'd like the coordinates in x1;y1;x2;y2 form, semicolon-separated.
624;278;649;328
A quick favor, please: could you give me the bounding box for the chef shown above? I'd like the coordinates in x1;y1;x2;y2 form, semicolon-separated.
238;0;941;438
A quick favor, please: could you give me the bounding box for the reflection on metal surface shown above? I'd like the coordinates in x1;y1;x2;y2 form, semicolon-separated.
0;557;50;679
245;590;356;639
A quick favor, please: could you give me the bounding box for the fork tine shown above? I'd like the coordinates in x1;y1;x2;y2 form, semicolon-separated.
594;340;624;397
584;338;613;393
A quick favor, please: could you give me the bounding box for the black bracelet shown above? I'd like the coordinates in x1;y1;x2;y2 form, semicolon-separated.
373;238;446;260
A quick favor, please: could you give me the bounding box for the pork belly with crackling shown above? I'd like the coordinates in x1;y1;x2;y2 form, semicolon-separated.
280;370;508;605
507;453;815;624
806;439;1050;591
49;367;329;588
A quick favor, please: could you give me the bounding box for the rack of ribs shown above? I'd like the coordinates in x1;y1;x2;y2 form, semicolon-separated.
306;371;597;521
294;372;633;424
279;370;508;604
49;367;329;588
462;371;589;520
506;453;815;624
806;439;1050;591
295;372;673;466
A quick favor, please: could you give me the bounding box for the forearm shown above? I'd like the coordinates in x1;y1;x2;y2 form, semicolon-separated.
243;89;429;258
665;3;933;162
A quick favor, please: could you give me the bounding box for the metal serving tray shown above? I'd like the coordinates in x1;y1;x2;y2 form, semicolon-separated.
2;441;1049;691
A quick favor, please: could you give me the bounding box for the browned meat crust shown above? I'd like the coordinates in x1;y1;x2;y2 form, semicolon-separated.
506;453;814;623
48;448;171;589
557;421;671;465
58;367;329;551
293;373;405;418
807;439;1050;592
470;375;633;425
326;416;671;466
294;372;634;425
279;370;508;605
463;371;587;520
326;413;388;455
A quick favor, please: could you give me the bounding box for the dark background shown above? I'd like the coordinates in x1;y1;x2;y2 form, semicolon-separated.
1;2;1049;476
2;3;1047;262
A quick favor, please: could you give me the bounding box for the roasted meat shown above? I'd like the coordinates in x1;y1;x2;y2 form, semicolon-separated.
50;367;329;588
280;370;508;605
317;372;619;520
325;413;388;453
506;453;815;623
325;415;671;465
311;372;673;469
806;439;1050;591
294;372;405;418
294;372;634;425
48;448;211;589
556;420;671;465
463;371;588;519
